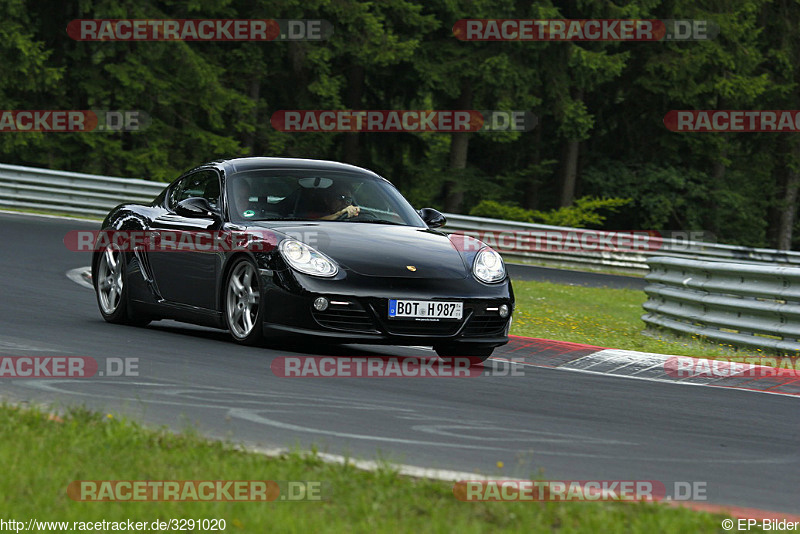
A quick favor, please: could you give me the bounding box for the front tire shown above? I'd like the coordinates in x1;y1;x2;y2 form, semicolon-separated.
434;343;495;364
94;244;149;326
224;257;264;345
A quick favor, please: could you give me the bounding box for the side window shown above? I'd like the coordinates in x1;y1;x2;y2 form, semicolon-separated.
168;170;221;211
167;177;187;210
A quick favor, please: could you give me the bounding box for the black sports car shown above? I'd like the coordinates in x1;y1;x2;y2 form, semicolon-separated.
92;157;514;361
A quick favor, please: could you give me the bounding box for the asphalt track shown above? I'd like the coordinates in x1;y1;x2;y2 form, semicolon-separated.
0;212;797;513
505;263;646;289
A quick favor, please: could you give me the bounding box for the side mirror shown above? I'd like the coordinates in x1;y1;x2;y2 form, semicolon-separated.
176;197;219;219
418;208;447;229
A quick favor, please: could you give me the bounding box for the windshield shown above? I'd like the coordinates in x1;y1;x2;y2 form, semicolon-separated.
226;169;426;227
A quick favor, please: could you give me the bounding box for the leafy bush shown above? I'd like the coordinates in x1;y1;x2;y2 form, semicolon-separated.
468;200;537;223
469;197;631;228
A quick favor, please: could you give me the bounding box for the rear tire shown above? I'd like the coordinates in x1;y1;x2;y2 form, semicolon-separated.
224;257;264;346
433;343;495;364
94;244;150;326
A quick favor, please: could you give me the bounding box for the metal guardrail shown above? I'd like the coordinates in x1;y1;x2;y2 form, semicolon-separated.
0;163;165;218
2;162;800;271
441;214;800;271
642;257;800;352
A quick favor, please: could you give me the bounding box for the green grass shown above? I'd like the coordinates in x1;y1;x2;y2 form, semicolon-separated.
510;279;791;360
0;404;738;533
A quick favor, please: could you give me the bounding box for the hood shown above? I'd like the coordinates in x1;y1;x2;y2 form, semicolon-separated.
256;222;469;279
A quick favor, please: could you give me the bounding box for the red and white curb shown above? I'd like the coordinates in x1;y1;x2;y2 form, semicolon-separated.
493;336;800;397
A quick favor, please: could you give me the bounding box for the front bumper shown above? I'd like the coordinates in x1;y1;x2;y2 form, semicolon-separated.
260;268;513;346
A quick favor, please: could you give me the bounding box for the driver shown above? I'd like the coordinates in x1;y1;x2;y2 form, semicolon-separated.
319;184;360;220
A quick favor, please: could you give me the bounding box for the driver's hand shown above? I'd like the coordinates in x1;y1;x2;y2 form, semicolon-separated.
342;205;360;218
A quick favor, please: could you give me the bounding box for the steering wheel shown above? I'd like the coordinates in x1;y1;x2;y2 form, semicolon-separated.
337;209;378;221
356;210;378;219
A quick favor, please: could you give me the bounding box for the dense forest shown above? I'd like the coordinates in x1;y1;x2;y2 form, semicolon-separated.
2;0;800;248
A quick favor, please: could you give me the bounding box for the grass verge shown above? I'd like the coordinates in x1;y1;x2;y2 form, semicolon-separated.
0;404;735;533
509;279;789;360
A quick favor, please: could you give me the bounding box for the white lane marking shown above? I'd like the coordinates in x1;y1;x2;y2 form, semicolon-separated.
66;267;93;290
227;407;523;452
246;447;517;482
410;424;632;445
0;337;60;353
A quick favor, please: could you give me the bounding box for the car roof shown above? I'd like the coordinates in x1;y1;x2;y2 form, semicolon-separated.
205;157;386;182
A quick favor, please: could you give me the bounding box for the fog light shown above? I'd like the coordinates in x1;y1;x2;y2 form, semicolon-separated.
313;297;329;311
499;304;509;318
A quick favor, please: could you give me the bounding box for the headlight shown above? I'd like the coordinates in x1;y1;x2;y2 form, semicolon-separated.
473;247;505;283
279;239;338;277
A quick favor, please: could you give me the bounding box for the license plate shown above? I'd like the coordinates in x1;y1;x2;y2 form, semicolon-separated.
388;299;463;320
